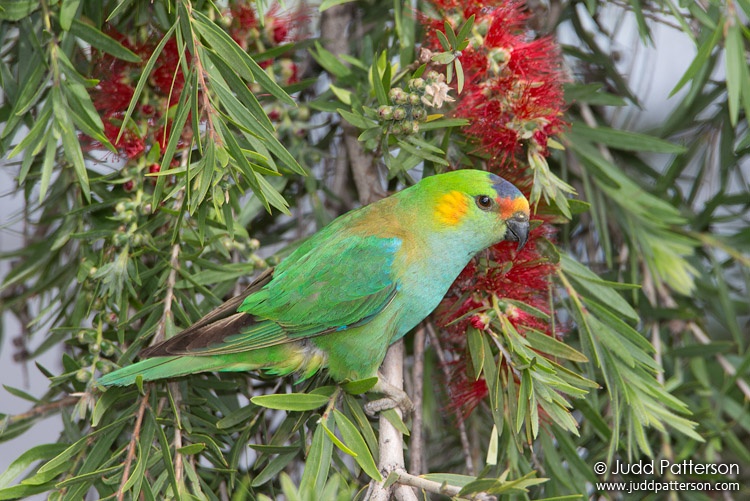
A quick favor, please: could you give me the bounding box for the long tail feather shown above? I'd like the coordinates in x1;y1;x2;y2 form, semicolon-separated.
97;356;227;387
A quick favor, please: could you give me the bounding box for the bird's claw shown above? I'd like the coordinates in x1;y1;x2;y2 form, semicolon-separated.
364;392;414;417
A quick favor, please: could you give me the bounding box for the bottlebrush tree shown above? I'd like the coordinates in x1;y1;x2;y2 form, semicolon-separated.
1;0;748;499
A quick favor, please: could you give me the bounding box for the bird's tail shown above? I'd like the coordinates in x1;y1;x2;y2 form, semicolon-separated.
97;355;230;387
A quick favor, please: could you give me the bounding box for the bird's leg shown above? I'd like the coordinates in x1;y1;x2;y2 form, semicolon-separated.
364;372;414;416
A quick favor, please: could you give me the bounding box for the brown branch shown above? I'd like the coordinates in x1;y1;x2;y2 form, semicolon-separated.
408;324;426;476
170;381;185;490
367;340;414;501
6;395;79;424
150;241;181;347
390;468;496;500
117;389;150;501
320;3;386;205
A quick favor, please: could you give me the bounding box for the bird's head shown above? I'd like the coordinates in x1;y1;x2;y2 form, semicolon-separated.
427;170;530;252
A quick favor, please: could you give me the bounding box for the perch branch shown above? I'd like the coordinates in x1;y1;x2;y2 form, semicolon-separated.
409;324;426;476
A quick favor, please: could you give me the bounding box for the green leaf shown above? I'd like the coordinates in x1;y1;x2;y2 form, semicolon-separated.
564;83;626;106
192;10;295;106
299;420;333;497
2;385;38;403
342;377;378;394
396;139;449;165
0;0;39;21
436;30;450;51
381;409;410;436
370;52;389;106
321;420;357;456
420;473;476;488
330;84;352;105
418;117;468;131
69;19;141;62
467;327;485;378
524;329;589;362
669;24;721;97
251;393;330;411
455;56;464;94
209;71;303;175
456;15;476;46
251;452;297;487
571;123;686;153
724;18;750;126
59;0;81;31
119;23;177;144
0;444;67;489
561;254;639;321
332;409;382;481
310;42;352;78
176;443;206;455
338;108;375;129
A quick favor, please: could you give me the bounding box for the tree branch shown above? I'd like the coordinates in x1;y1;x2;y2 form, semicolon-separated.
117;389;150;501
368;340;412;500
408;324;426;476
320;3;386;205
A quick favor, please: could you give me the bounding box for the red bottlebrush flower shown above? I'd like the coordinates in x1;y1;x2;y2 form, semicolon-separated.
151;38;186;103
229;1;312;49
421;0;567;170
435;223;558;416
148;163;161;174
419;0;567;418
264;3;312;45
100;120;145;160
91;81;135;116
272;22;289;44
447;370;489;418
229;0;259;49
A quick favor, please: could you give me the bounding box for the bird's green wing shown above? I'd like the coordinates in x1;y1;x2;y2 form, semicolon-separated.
142;234;401;357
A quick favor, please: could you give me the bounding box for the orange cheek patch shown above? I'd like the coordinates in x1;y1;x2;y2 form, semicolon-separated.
498;195;530;220
435;190;469;226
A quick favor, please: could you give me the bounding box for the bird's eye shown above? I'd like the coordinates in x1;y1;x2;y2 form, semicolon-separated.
475;195;493;210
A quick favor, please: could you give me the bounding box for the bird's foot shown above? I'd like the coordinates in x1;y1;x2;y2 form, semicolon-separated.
364;376;414;417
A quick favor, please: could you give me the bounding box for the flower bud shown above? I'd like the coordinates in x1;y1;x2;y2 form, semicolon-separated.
409;78;425;91
392;106;407;120
425;70;441;82
388;87;408;105
76;369;91;382
377;105;394;120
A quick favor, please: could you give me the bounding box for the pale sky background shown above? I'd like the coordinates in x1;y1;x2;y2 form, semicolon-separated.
0;4;724;491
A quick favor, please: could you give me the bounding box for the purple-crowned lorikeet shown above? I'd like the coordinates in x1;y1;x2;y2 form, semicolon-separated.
98;169;530;408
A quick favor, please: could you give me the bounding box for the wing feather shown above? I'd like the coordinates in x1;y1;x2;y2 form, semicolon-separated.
141;234;400;358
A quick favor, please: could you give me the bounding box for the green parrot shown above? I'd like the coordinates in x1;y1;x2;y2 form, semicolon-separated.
98;169;529;407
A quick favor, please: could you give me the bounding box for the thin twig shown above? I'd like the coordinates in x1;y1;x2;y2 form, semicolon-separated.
651;280;750;401
170;381;185;490
6;395;79;424
320;3;386;205
688;322;750;401
117;389;150;501
150;241;181;347
426;323;476;476
391;468;495;500
409;324;426;476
